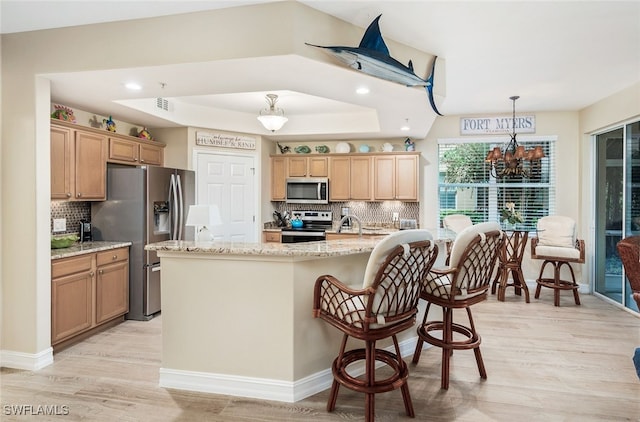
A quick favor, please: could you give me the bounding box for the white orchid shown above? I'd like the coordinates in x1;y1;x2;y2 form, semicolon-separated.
501;202;523;224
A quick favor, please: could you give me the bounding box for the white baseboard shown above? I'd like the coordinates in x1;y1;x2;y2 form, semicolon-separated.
1;347;53;370
160;336;427;403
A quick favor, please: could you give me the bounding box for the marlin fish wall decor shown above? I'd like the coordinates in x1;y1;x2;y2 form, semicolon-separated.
306;14;442;116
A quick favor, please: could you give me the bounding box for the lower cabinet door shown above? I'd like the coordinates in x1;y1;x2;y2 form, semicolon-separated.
51;271;93;344
95;261;129;324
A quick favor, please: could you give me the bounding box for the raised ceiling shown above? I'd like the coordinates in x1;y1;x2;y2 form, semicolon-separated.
2;1;639;141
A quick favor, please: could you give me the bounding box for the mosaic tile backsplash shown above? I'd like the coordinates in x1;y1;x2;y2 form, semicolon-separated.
273;201;419;226
51;201;90;235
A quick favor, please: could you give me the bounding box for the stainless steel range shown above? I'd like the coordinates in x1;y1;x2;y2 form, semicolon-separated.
281;210;333;243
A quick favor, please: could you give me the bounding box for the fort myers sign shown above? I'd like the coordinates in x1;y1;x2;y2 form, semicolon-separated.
460;115;536;135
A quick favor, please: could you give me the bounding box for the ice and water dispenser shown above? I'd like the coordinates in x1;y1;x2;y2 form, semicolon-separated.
154;201;170;234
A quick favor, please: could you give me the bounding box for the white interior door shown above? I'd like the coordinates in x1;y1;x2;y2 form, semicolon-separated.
196;151;256;242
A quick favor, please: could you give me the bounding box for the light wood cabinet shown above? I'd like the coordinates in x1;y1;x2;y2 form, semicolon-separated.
287;156;328;177
373;154;418;201
329;156;351;201
51;247;129;347
263;231;282;243
51;124;107;201
51;254;94;344
51;120;166;201
271;156;287;201
139;143;164;165
350;156;373;200
95;248;129;324
50;125;74;200
75;130;108;200
329;156;372;201
108;137;164;166
270;152;417;202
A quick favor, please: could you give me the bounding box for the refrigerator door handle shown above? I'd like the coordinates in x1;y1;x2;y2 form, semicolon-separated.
169;174;178;240
176;174;184;241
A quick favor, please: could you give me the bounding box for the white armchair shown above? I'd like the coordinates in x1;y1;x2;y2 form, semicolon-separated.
530;216;585;306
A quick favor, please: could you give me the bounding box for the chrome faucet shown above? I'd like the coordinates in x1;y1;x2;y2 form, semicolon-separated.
337;214;363;236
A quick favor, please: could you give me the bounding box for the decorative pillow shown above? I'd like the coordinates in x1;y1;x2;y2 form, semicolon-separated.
537;216;576;248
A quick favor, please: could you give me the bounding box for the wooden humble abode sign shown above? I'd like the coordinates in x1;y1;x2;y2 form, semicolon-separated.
460;115;536;135
196;131;256;150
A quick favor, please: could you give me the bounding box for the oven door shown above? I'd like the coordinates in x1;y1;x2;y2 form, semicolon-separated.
281;230;326;243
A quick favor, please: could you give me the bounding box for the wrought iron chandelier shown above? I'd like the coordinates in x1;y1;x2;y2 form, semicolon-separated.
257;94;288;132
485;96;545;178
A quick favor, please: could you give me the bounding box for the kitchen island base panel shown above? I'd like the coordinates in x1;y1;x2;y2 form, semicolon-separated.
158;334;424;403
156;250;427;402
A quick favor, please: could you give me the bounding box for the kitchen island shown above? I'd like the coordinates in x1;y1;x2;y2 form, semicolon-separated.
146;235;449;402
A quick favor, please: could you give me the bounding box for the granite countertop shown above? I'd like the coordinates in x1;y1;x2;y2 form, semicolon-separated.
146;238;381;258
264;225;456;239
51;241;132;260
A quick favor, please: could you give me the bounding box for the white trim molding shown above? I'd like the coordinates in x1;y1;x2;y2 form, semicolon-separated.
159;336;428;403
1;347;53;370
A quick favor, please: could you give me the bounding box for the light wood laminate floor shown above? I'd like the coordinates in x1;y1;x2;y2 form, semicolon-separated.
2;292;639;421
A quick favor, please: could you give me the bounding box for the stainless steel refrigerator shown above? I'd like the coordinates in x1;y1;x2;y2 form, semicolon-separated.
91;163;195;321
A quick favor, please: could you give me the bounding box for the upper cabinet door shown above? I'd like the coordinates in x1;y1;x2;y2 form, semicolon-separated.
395;155;418;201
271;156;287;201
329;156;350;201
350;156;372;200
74;130;107;200
373;156;396;200
308;156;329;177
51;125;74;200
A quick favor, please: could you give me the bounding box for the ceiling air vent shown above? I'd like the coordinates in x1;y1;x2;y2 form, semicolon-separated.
156;97;170;111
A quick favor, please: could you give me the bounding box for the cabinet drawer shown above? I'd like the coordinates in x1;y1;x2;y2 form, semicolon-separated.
264;231;281;243
97;247;129;266
52;254;94;279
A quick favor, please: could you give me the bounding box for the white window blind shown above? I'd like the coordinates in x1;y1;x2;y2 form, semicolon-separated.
437;136;556;228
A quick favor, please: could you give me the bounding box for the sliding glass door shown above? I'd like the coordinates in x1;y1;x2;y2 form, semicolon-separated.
594;121;640;312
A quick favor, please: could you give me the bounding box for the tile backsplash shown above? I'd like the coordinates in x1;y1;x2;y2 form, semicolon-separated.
273;201;419;226
51;201;90;235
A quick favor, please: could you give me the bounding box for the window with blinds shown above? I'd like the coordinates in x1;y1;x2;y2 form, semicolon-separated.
437;136;556;228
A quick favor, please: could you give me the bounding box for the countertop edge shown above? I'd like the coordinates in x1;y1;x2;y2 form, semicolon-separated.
146;239;380;258
51;241;132;260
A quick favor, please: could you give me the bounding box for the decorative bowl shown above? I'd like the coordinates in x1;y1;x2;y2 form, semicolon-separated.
335;142;350;153
359;144;370;153
51;234;79;249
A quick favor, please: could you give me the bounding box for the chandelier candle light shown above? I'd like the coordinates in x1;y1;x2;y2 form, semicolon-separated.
485;96;545;178
257;93;288;132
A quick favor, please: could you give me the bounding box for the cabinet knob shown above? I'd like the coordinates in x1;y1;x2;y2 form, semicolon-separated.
77;193;82;198
66;193;72;198
140;159;145;163
112;255;117;260
90;271;95;277
99;269;104;275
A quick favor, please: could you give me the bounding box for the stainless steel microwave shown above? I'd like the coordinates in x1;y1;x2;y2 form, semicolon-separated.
286;177;329;204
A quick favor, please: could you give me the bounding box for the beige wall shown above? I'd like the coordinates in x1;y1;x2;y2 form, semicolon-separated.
1;0;639;364
1;2;386;361
419;111;581;224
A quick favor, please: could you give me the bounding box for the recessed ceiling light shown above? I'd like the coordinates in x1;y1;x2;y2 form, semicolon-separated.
356;87;370;95
125;82;142;90
400;118;410;131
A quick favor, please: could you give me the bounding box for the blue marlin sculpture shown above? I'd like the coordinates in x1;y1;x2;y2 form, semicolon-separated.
306;14;442;116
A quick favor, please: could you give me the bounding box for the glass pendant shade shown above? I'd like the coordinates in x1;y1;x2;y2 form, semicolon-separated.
258;94;288;132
